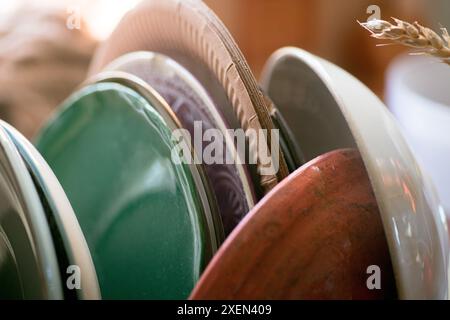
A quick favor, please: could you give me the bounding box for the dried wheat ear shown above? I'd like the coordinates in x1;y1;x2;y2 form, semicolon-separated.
359;18;450;66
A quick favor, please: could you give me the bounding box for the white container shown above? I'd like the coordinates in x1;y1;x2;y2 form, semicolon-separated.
386;55;450;216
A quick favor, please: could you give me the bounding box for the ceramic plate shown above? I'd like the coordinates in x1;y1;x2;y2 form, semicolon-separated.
36;73;222;299
0;126;63;299
1;120;101;300
105;51;256;235
89;0;289;193
260;47;450;299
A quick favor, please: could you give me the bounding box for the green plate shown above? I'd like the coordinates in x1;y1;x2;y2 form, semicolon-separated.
35;75;220;299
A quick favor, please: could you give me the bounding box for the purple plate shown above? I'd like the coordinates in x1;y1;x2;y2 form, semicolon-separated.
106;52;256;235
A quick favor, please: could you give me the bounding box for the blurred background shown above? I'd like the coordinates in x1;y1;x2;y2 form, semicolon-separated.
2;0;450;213
0;0;449;138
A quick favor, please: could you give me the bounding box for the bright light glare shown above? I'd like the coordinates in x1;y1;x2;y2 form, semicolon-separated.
83;0;142;40
0;0;142;40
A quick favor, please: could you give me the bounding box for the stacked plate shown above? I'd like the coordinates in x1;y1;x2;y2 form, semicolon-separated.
0;0;448;300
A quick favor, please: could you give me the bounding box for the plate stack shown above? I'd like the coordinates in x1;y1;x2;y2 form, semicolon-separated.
0;0;448;300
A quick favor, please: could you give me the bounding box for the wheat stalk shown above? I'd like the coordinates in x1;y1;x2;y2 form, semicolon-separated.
359;18;450;65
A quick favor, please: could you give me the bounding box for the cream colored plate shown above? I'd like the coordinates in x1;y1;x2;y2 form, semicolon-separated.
89;0;289;192
261;47;450;300
1;121;101;300
0;125;63;299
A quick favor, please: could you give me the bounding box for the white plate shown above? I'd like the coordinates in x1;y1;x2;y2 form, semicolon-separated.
261;47;450;299
1;121;101;300
0;125;63;299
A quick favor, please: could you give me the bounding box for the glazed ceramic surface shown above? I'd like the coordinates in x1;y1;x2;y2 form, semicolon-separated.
36;79;218;299
191;149;396;299
105;52;255;235
260;47;450;299
1;121;100;300
0;126;63;299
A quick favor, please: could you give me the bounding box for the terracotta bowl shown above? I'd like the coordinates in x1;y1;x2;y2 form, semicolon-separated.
190;149;397;300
